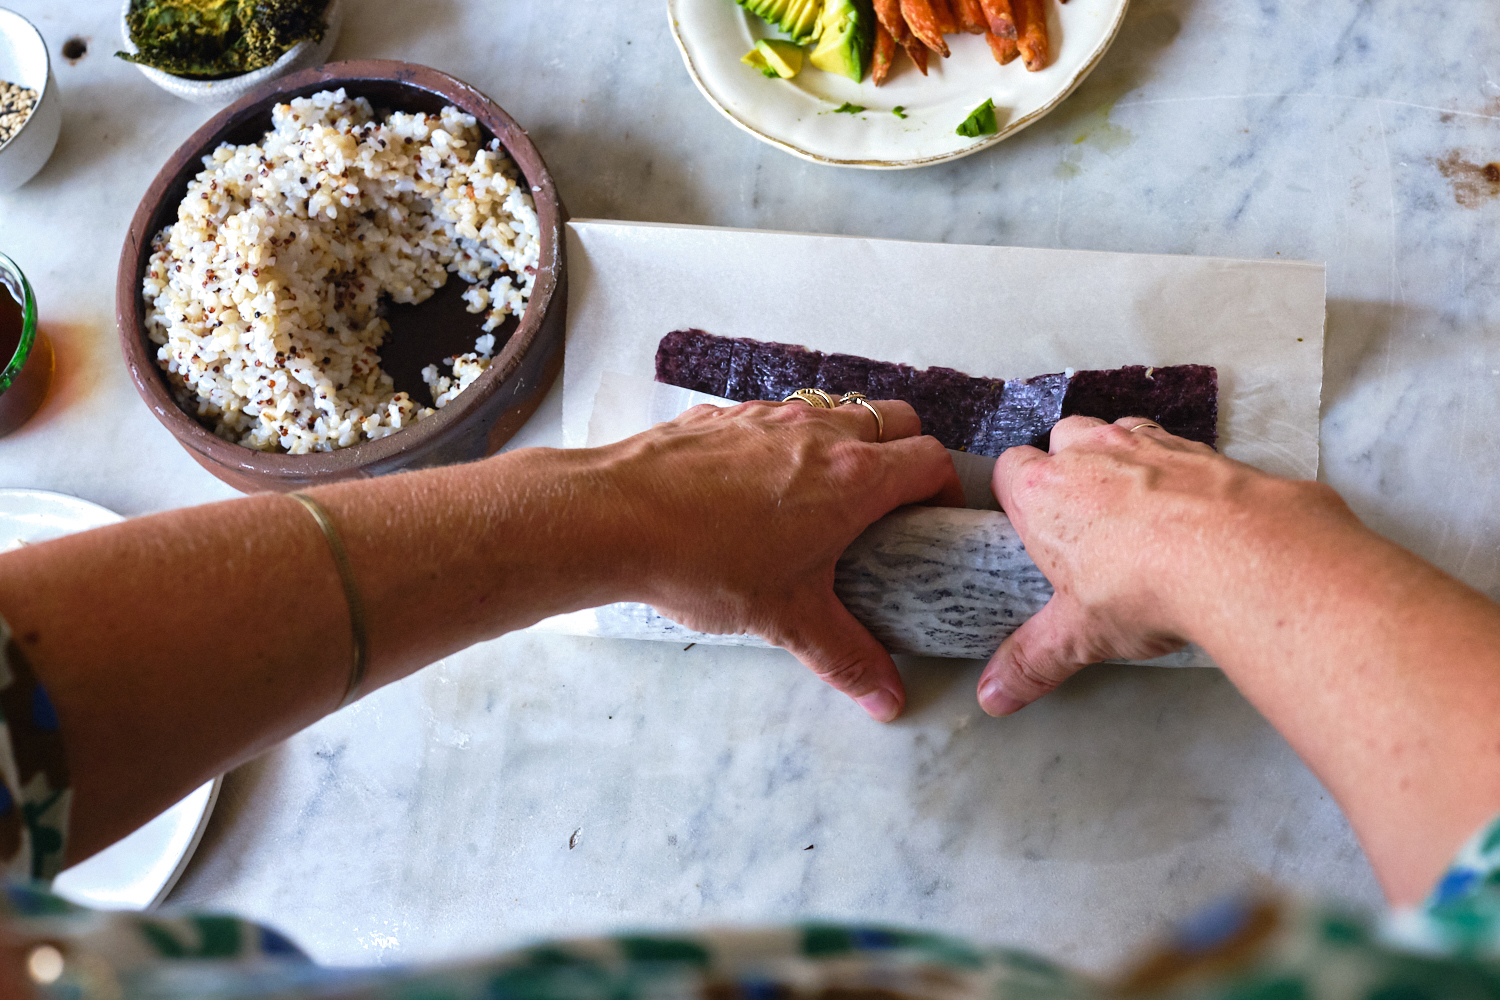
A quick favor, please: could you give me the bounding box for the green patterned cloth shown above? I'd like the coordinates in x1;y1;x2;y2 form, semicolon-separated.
2;612;1498;999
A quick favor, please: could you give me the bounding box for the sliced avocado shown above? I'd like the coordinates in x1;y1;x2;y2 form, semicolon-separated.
739;0;791;22
808;0;874;82
756;39;804;78
783;0;823;44
742;46;780;77
738;0;817;44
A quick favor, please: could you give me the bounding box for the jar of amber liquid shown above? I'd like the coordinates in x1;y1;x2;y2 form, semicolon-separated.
0;253;52;437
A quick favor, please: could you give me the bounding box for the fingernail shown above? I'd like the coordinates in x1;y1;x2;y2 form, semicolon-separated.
855;688;901;723
978;677;1026;717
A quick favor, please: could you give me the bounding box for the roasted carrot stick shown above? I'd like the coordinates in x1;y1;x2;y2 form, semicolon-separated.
985;30;1019;64
1012;0;1049;71
900;0;950;56
873;0;911;43
978;0;1016;38
902;35;930;73
930;0;960;35
953;0;989;33
872;21;898;85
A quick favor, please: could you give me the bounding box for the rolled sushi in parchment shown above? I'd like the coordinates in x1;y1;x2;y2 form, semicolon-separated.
530;505;1212;668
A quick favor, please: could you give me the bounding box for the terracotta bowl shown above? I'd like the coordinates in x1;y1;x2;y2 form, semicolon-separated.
117;60;567;493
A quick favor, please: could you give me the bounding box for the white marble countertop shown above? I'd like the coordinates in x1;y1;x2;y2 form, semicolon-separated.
3;0;1496;977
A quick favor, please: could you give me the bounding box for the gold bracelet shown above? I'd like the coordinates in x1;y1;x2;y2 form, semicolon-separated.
288;492;368;710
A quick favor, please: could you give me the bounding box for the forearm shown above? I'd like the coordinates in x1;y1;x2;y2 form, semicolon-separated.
0;396;957;865
1179;486;1500;903
0;447;624;862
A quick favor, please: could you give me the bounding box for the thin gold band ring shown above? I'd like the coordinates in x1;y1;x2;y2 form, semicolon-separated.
1128;420;1165;434
837;392;885;443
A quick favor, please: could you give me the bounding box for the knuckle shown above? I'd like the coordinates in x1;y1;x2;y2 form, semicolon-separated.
1291;479;1350;515
882;398;918;422
833;441;885;482
1054;415;1106;437
733;399;779;420
1006;641;1066;697
1052;415;1095;431
773;401;817;425
911;435;949;463
813;652;874;692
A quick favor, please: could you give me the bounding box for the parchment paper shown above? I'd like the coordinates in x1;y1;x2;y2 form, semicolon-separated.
562;220;1326;481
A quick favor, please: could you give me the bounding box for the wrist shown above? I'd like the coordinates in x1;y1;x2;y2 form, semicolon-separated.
476;444;653;615
1162;477;1375;651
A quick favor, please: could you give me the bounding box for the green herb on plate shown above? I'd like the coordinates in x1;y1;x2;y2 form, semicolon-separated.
833;102;866;114
118;0;329;80
956;98;997;138
892;105;907;119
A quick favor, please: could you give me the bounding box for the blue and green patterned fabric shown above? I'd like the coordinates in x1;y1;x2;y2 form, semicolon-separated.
2;612;1498;999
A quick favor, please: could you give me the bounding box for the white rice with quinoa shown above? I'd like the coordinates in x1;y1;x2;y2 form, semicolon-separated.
141;88;540;453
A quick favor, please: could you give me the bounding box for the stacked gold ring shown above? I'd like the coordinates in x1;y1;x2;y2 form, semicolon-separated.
783;388;886;443
783;388;839;409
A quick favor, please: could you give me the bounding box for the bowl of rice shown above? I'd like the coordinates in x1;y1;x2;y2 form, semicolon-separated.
116;60;566;492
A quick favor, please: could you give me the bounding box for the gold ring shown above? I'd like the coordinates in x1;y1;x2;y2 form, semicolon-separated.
1128;420;1165;434
783;388;838;409
838;392;885;443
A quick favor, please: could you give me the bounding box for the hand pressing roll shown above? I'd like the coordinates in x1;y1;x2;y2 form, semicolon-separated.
608;397;964;722
977;414;1500;903
977;415;1247;713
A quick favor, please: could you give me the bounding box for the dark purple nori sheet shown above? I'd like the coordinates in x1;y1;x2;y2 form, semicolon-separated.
1061;365;1219;449
727;338;823;402
654;330;1218;453
654;329;733;397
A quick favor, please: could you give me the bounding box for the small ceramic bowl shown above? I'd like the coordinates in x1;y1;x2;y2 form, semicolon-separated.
0;8;62;193
116;61;568;493
119;0;343;106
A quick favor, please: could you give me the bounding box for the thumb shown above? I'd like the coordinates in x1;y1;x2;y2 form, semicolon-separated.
775;593;907;723
977;596;1097;716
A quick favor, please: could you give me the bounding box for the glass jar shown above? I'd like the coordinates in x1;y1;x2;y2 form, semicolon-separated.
0;252;52;438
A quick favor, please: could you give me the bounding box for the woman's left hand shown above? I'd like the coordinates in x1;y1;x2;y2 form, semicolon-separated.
589;397;964;722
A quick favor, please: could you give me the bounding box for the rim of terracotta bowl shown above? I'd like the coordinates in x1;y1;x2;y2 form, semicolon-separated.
117;60;566;483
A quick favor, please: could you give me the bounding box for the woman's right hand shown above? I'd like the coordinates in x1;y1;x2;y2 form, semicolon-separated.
977;415;1359;716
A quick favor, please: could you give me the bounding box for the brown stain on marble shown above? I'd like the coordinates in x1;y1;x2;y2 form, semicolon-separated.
1434;150;1500;207
17;322;100;435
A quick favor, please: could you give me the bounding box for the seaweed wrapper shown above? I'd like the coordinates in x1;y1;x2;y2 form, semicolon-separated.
562;222;1325;482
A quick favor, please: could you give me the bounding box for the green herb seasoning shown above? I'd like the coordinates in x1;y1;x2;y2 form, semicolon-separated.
833;102;865;115
956;99;998;138
118;0;329;80
892;105;907;119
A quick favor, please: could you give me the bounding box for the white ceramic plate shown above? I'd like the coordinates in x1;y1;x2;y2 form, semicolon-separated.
669;0;1130;168
0;489;221;910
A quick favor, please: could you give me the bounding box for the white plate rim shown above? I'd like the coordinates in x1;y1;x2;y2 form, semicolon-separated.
0;488;222;910
668;0;1132;169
